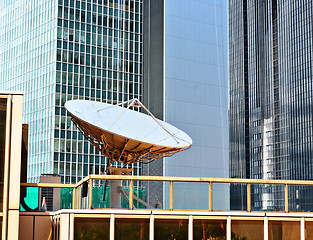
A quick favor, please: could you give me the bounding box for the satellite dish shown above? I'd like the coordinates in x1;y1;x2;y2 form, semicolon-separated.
65;99;192;165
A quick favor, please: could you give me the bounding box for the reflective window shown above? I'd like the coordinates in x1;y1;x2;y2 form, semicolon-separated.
154;219;188;240
269;221;300;240
193;220;226;240
115;218;149;240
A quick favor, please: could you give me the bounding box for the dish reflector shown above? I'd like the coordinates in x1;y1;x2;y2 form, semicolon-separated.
65;99;192;165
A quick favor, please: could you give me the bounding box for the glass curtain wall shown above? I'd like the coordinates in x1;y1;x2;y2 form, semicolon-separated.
54;0;143;184
229;0;313;211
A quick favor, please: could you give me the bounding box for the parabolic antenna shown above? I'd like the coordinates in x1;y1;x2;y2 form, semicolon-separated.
65;99;192;165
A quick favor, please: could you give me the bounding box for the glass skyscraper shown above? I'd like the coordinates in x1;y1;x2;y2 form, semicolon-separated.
229;0;313;211
0;0;143;183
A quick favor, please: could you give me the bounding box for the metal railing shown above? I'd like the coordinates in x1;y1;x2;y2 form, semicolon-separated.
72;175;313;212
20;183;74;211
20;176;313;212
20;183;74;188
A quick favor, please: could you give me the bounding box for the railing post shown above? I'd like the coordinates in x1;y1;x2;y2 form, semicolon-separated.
209;182;213;211
72;187;76;209
80;186;82;209
89;179;93;209
247;183;251;212
88;178;92;209
77;187;79;209
170;181;173;210
130;180;134;210
285;184;288;213
76;186;82;209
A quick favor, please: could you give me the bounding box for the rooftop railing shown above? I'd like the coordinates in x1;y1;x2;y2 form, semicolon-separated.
20;176;313;212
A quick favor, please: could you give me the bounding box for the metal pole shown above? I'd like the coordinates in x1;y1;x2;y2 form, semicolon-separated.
247;183;251;212
209;182;213;211
285;184;288;212
89;179;93;209
72;187;76;209
130;180;134;210
170;181;173;210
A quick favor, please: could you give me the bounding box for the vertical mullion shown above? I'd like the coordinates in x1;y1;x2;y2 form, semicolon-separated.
264;216;268;240
188;215;193;240
2;95;12;240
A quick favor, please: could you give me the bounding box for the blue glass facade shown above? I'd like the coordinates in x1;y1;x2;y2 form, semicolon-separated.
163;0;229;210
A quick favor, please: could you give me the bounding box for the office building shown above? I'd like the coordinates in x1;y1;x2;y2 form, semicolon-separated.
0;0;143;183
0;0;228;210
229;0;313;211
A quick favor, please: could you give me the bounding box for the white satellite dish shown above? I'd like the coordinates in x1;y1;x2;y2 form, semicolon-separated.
65;99;192;166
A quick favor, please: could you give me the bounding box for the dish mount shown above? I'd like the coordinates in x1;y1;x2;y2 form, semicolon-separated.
65;98;192;208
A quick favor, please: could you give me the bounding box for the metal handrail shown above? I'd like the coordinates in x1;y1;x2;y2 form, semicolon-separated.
20;183;74;188
86;175;313;185
21;176;313;187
